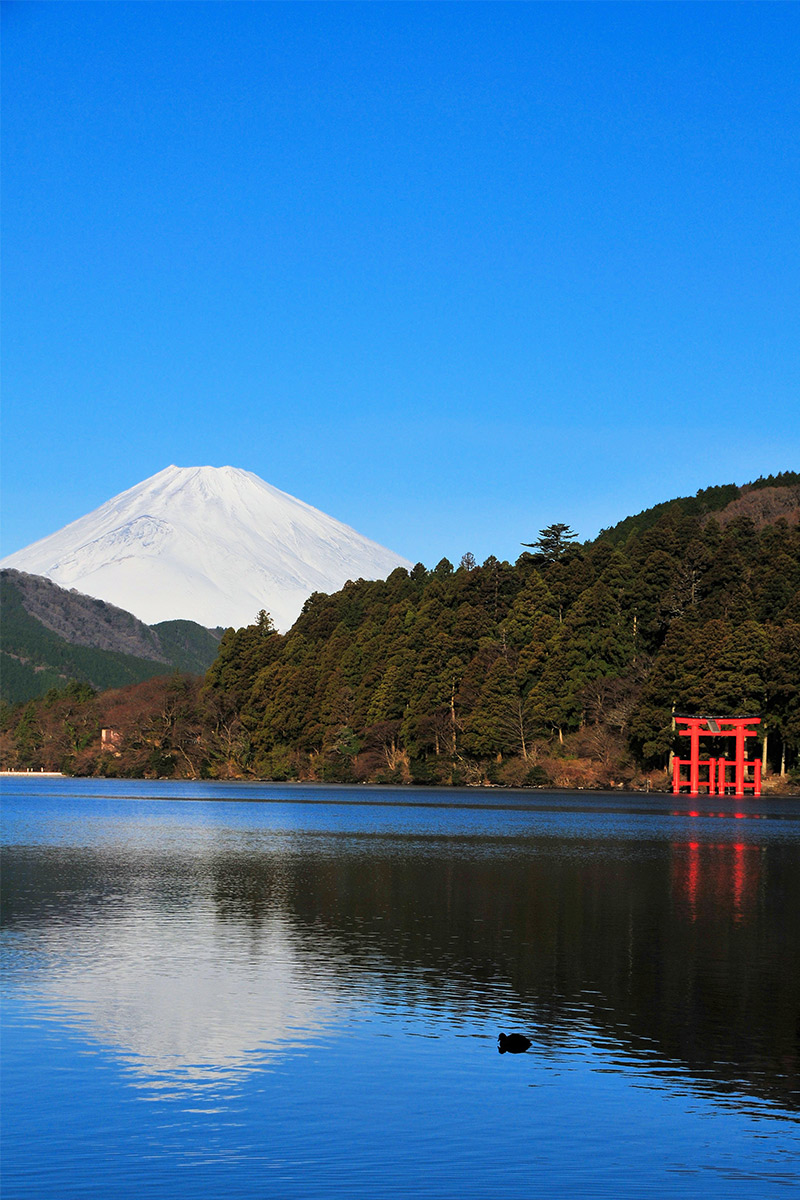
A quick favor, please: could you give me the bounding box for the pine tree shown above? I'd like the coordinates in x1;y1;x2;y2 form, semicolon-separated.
522;523;577;562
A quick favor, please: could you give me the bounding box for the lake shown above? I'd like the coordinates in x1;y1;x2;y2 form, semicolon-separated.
1;778;798;1198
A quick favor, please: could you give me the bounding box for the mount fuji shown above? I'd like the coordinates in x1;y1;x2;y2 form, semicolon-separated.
1;466;413;632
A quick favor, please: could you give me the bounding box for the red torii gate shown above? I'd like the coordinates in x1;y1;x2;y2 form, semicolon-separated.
672;716;761;798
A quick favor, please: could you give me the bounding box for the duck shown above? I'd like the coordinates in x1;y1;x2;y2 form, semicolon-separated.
498;1032;532;1054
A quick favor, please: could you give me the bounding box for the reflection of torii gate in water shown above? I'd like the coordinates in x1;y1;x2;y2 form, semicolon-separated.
672;716;762;798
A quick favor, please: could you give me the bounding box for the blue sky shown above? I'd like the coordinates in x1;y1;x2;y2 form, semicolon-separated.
3;2;798;569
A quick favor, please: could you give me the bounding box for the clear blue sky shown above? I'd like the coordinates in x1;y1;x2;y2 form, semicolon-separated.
3;2;798;568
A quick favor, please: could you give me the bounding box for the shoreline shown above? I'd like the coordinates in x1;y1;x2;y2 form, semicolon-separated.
1;772;797;797
1;770;65;777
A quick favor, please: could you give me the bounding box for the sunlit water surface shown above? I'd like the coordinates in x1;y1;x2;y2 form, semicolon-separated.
2;778;798;1198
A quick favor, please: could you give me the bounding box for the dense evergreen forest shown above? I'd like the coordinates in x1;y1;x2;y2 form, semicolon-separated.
2;475;799;788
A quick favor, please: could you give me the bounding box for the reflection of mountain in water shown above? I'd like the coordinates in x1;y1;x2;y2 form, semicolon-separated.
2;852;343;1090
23;913;340;1089
3;833;797;1108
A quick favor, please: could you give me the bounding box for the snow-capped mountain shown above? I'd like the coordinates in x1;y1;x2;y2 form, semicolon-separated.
1;466;412;631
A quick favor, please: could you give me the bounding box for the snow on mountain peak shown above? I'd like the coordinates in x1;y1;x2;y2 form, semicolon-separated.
1;466;413;631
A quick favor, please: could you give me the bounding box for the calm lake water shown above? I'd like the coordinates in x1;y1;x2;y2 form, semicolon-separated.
2;778;798;1198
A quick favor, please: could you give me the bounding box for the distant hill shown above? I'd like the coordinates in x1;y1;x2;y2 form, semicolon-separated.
1;570;222;704
595;472;800;547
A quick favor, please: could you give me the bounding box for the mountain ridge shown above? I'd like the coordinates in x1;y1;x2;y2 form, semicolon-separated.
1;569;222;704
0;465;412;631
595;471;800;546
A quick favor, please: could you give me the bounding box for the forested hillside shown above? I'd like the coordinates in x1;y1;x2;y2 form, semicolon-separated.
2;481;799;786
1;570;222;704
597;471;800;544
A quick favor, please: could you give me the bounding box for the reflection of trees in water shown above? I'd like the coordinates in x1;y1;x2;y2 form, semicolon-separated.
4;837;797;1110
209;839;799;1110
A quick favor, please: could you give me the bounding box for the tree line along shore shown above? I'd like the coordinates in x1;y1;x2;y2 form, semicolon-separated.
2;476;799;790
